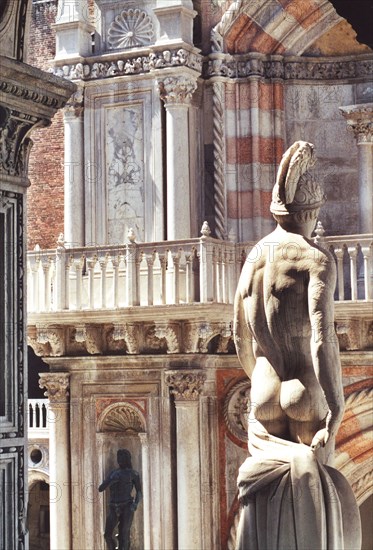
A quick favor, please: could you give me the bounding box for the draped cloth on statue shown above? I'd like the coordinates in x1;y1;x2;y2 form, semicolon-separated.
236;423;361;550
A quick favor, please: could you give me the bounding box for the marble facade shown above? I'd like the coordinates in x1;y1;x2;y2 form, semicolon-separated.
22;0;373;549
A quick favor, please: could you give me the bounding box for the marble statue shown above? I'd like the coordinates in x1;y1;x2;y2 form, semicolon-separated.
233;141;361;549
99;449;142;550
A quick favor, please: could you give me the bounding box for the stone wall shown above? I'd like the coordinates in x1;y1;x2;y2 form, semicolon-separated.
27;0;65;249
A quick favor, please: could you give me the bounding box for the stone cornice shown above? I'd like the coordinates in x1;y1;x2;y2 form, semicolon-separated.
205;53;373;82
0;55;76;117
52;47;203;81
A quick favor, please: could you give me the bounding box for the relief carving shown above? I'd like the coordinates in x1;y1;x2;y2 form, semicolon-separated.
39;373;70;403
106;104;144;242
223;380;250;442
158;76;197;105
165;370;206;401
107;9;154;50
99;403;145;433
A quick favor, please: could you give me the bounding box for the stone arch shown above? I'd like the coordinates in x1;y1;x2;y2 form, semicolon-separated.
97;401;147;434
212;0;348;55
28;469;49;490
335;385;373;504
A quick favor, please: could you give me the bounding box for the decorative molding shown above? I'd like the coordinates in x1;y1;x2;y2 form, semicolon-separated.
223;379;250;442
100;403;145;433
146;324;180;354
63;86;84;119
74;325;103;355
39;373;70;403
206;55;373;81
165;370;206;401
107;9;154;50
351;470;373;502
158;75;198;105
53;48;203;81
212;81;226;240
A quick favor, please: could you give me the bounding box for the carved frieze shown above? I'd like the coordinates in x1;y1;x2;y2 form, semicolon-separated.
165;370;206;401
206;55;373;81
39;373;70;403
53;48;203;81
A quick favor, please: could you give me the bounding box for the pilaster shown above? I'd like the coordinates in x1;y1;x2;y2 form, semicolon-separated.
39;373;71;550
165;370;206;550
63;87;85;247
158;74;198;239
340;103;373;234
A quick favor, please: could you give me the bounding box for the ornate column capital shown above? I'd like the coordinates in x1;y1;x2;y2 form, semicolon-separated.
63;87;84;119
39;372;70;403
165;370;206;401
158;75;198;106
340;103;373;144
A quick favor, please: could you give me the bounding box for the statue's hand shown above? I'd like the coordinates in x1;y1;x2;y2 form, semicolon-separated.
130;501;137;512
310;428;329;451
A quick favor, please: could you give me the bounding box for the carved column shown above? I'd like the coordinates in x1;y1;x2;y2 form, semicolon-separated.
165;370;206;550
63;88;85;246
340;103;373;233
159;75;198;239
39;373;71;550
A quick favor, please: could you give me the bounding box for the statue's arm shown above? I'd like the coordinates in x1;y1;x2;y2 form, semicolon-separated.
98;470;117;492
308;258;344;446
131;472;142;510
233;288;256;379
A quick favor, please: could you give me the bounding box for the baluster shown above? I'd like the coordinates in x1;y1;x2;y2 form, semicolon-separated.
87;256;96;309
31;258;40;312
222;249;229;304
199;237;214;302
228;248;236;304
146;254;154;306
112;258;119;308
99;256;107;309
185;254;193;303
55;245;67;310
348;246;358;301
65;255;72;310
126;242;139;306
361;246;372;300
159;254;167;305
41;257;52;312
334;247;345;301
173;252;180;304
213;247;218;302
74;256;84;310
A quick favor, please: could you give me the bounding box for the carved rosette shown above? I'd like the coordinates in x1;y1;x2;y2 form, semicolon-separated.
39;373;70;403
158;76;198;106
223;380;251;442
339;104;373;144
108;9;154;49
165;370;206;401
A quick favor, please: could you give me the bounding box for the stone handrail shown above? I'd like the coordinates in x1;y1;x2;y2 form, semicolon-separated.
26;234;372;313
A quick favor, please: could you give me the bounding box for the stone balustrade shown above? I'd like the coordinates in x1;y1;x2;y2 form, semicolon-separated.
28;399;49;435
26;234;372;314
318;234;373;301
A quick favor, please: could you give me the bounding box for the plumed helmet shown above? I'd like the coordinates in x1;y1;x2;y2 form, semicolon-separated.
270;141;326;216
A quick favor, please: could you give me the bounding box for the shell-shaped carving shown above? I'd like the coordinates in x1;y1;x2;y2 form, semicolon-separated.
101;404;144;433
108;9;154;50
